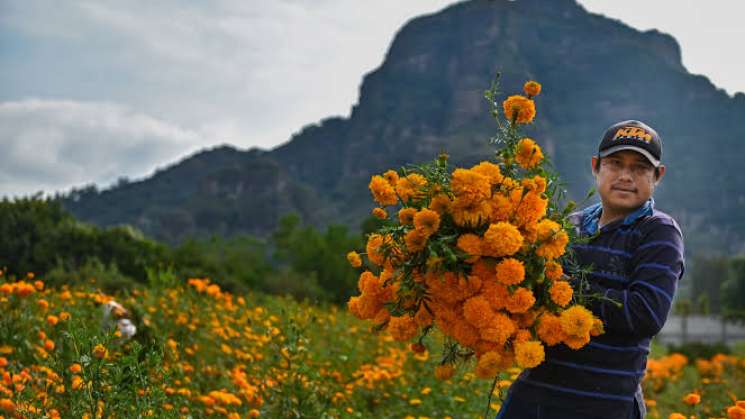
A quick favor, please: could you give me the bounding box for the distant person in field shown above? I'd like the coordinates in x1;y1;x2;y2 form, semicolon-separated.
497;120;685;419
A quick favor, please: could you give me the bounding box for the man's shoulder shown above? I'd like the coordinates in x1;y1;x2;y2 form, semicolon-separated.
636;208;683;237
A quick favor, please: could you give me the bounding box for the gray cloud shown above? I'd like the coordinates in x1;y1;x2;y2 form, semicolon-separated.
0;99;203;198
0;0;455;197
2;0;743;199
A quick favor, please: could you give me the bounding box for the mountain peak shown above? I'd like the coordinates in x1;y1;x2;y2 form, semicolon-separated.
63;1;745;252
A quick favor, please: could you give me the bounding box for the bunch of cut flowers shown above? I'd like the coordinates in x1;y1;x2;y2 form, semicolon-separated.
346;77;603;390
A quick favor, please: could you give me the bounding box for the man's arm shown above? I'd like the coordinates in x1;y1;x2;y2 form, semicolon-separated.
584;222;685;338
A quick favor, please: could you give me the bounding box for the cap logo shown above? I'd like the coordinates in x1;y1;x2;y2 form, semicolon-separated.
612;126;653;143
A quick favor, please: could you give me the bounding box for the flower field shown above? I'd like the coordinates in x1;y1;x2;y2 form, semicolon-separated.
1;270;745;419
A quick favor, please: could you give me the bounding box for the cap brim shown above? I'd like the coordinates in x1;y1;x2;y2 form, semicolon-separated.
599;145;660;167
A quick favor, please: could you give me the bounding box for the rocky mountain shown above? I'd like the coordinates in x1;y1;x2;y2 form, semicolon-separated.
61;0;745;253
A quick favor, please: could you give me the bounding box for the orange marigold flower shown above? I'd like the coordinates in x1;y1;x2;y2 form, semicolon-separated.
59;312;71;321
502;95;536;124
515;138;544;169
495;258;525;286
544;260;563;281
1;398;16;413
372;308;390;325
69;363;82;374
395;173;427;203
13;282;35;297
536;313;565;346
471;161;504;185
451;168;491;204
366;234;387;266
560;306;594;337
729;406;745;419
479;313;515;345
92;344;108;360
0;283;12;294
429;194;452;215
457;234;482;263
387;315;418;342
513;328;533;343
505;288;535;314
482;222;523;258
536;219;568;259
537;229;569;259
37;299;49;310
71;375;84;390
737;401;745;409
0;357;6;367
346;251;362;268
34;280;44;290
536;219;561;240
451;319;480;347
668;413;686;419
563;332;590;350
463;296;495;329
382;169;399;185
357;271;379;295
475;351;502;379
414;208;441;237
515;340;545;368
523;80;542;97
398;207;417;225
490;193;513;222
682;393;700;405
47;315;60;326
347;296;363;319
513;191;548;227
369;175;398;206
549;281;573;307
529;175;547;193
44;339;55;351
434;364;455;381
372;207;387;219
405;229;428;253
481;280;509;311
451;198;492;227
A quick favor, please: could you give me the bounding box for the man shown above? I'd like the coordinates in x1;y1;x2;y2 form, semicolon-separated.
497;120;685;419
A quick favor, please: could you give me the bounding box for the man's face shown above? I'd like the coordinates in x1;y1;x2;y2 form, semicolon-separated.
591;150;665;216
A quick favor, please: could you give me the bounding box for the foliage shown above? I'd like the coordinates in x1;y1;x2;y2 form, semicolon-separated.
665;342;731;361
1;270;744;418
272;213;362;304
0;195;168;284
722;256;745;323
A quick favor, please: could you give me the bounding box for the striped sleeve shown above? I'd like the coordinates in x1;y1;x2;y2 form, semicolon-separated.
587;222;685;338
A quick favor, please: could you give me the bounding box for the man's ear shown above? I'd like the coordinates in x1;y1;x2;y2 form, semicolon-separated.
655;164;666;185
591;156;599;176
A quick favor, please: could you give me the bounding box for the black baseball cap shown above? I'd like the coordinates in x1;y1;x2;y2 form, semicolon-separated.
598;120;662;167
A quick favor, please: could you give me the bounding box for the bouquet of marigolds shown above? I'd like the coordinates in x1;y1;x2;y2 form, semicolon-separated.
346;77;604;386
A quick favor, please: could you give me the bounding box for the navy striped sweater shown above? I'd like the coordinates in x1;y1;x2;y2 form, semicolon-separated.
507;198;685;419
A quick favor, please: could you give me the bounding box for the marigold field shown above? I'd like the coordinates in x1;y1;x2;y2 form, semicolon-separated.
1;271;745;419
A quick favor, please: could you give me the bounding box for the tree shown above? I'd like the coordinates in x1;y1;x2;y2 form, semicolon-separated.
272;213;362;303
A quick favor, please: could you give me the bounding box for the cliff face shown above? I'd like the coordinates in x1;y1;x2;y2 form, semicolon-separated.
63;0;745;252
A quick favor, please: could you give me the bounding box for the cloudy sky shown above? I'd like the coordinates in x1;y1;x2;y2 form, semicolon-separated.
2;0;744;198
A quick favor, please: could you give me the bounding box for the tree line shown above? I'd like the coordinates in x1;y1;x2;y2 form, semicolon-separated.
3;196;745;315
0;196;366;304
